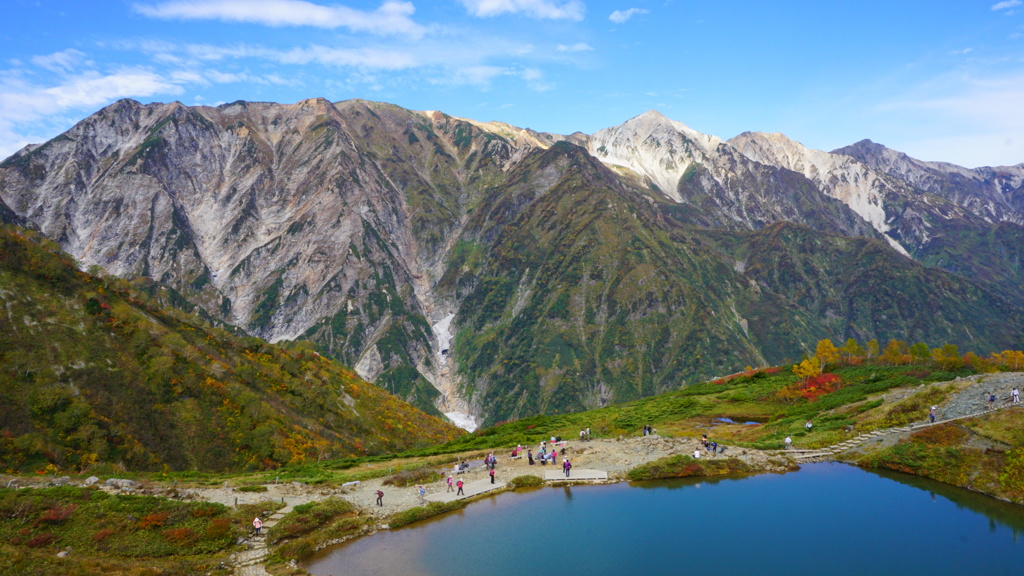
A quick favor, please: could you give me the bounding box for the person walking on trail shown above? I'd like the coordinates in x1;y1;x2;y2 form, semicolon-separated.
784;436;792;450
252;517;262;536
375;490;384;506
929;406;936;424
457;479;464;495
989;392;997;410
1013;387;1020;404
418;485;426;504
551;449;558;466
447;476;454;492
489;468;495;484
563;458;572;478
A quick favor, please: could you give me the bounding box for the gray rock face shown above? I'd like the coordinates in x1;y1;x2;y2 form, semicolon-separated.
0;98;545;416
835;139;1024;225
2;99;1023;424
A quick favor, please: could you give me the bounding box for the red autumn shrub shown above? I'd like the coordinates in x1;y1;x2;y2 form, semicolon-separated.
191;504;220;518
138;511;169;529
37;504;76;525
163;527;198;546
92;528;116;542
26;533;57;548
776;373;844;403
206;518;232;539
799;373;843;402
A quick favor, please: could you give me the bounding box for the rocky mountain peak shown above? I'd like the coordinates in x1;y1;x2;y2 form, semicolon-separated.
586;109;723;201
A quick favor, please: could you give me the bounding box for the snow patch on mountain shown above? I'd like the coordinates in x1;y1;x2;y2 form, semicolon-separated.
433;313;456;364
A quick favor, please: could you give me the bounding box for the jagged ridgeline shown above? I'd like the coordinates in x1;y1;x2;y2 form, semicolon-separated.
0;226;462;473
2;98;1024;427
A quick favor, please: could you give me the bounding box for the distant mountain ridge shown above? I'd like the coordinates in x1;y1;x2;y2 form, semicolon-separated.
2;99;1022;426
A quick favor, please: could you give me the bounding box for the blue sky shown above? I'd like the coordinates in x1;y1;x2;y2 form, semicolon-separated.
2;0;1023;167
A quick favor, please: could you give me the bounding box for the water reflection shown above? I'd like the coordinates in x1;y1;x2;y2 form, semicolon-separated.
866;466;1024;533
307;463;1024;576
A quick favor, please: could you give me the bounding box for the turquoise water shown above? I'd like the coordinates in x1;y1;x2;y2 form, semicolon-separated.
306;463;1024;576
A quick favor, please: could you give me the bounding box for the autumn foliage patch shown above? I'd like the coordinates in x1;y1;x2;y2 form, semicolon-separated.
776;373;844;403
910;424;968;447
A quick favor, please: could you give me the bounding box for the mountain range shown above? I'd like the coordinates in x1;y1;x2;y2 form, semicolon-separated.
2;98;1022;427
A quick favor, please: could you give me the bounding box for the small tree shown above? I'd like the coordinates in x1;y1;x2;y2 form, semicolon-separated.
840;338;863;362
866;339;880;358
882;340;908;365
793;357;822;381
909;342;930;362
815;339;841;371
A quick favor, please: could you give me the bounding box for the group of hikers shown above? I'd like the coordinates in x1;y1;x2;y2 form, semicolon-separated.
695;433;724;457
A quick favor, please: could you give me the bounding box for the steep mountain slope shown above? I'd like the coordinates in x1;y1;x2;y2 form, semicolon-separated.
834;139;1024;225
0;224;461;473
824;139;1024;300
2;99;1023;426
438;142;1024;424
0;98;542;417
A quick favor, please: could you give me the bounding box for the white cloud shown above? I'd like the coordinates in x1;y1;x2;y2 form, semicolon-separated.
875;72;1024;167
30;49;90;73
458;0;585;21
609;7;647;24
0;67;183;159
521;67;552;91
556;42;593;52
276;45;418;69
135;0;426;37
448;65;508;87
992;0;1021;10
40;70;183;110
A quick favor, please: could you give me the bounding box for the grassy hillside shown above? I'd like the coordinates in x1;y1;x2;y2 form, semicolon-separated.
0;485;253;576
406;346;1023;456
0;225;462;474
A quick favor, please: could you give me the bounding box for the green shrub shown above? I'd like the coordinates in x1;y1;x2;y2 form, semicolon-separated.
627;456;753;481
509;475;543;488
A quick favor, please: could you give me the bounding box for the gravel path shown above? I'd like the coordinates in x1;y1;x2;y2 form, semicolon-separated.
788;372;1024;462
935;372;1024;420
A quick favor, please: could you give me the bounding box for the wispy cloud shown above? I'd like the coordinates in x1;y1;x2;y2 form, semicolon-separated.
0;66;183;159
131;41;419;70
609;8;648;24
875;72;1024;166
134;0;426;37
992;0;1021;10
30;49;92;73
458;0;585;21
556;42;593;52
